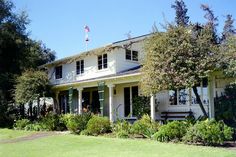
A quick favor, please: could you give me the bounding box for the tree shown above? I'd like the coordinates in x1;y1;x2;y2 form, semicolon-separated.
171;0;189;27
220;36;236;77
221;14;236;41
15;70;51;118
141;25;218;117
0;0;55;125
201;4;218;43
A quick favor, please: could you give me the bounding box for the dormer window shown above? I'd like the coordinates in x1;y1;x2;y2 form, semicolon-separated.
55;65;62;79
76;60;84;74
98;54;107;70
126;49;138;61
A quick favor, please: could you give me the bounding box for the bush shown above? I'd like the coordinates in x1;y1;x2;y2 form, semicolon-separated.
183;119;233;146
86;115;111;136
131;114;159;138
152;121;188;142
132;96;150;119
112;120;131;138
63;112;92;133
41;112;61;131
24;122;47;131
14;119;31;130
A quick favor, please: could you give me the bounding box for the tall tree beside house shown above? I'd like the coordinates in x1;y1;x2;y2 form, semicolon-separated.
141;25;218;117
0;0;55;126
171;0;189;27
201;4;218;43
15;70;51;119
221;14;236;42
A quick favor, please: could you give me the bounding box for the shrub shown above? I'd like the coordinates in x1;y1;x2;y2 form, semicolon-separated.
63;112;92;133
14;119;31;130
183;119;233;146
152;121;189;142
86;115;111;136
131;114;159;138
24;122;46;131
132;96;150;119
116;130;129;138
41;112;61;131
112;120;131;138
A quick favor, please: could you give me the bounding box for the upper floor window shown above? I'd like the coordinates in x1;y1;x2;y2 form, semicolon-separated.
76;60;84;74
98;54;107;70
55;65;62;79
126;49;138;61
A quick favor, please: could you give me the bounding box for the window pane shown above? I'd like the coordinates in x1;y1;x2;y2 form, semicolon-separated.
179;89;189;105
191;87;201;105
103;54;107;69
76;61;80;74
55;66;62;79
98;55;102;70
169;90;177;105
81;60;84;73
132;51;138;61
125;49;131;60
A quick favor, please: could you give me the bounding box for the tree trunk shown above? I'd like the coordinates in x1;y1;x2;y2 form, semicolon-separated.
192;86;208;117
29;101;33;120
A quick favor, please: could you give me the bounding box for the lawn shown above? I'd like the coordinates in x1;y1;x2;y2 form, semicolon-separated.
0;129;235;157
0;129;34;140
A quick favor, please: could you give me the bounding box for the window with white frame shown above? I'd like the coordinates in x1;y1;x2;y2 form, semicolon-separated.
125;49;138;61
76;60;84;74
98;54;107;70
169;78;209;105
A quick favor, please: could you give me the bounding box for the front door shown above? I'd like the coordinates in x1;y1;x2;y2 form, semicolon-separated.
124;87;130;117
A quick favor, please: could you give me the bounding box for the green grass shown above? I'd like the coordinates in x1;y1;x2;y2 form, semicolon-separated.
0;129;235;157
0;129;34;140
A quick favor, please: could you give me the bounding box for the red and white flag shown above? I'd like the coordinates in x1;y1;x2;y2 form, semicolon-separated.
84;25;90;32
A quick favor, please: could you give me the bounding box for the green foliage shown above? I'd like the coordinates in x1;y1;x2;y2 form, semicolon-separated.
215;83;236;128
112;120;131;138
40;112;61;131
62;113;92;133
152;121;188;142
85;115;111;136
220;36;236;77
14;119;31;130
141;25;217;95
131;114;159;138
221;14;236;41
15;69;50;104
171;0;189;26
132;96;150;119
183;119;233;146
0;0;55;127
24;122;46;131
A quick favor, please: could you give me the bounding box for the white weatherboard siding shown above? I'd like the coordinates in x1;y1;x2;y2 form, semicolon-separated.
48;51;116;85
115;41;145;73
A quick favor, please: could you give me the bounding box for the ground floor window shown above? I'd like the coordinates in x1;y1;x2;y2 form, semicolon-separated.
124;86;138;117
169;79;209;106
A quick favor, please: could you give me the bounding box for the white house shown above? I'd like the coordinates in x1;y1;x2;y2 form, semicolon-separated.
42;34;232;122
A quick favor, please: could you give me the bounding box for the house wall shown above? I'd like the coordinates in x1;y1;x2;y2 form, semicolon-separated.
48;51;116;85
114;40;145;73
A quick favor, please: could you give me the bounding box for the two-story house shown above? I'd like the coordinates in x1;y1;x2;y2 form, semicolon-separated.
42;34;232;122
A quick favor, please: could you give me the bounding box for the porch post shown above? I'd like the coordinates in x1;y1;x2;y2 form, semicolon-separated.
208;75;215;119
108;84;115;122
54;91;59;113
150;94;155;121
77;87;83;115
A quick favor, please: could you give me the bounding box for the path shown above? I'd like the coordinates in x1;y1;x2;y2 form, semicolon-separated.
0;132;58;144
